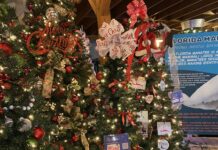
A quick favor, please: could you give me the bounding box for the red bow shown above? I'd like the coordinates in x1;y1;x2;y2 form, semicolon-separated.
127;0;148;28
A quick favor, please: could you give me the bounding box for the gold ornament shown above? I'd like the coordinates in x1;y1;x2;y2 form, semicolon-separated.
46;7;59;22
71;78;81;90
54;4;68;16
84;87;92;96
63;99;73;114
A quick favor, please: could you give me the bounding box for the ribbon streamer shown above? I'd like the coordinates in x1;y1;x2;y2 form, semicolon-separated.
121;112;136;126
81;131;89;150
8;0;28;25
42;68;54;98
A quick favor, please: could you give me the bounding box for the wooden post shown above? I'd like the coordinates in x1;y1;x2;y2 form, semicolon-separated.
88;0;111;29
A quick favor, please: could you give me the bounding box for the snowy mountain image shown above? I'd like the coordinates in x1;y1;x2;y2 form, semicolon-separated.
183;75;218;111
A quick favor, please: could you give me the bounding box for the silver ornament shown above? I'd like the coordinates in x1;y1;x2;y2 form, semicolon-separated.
5;116;13;127
46;7;59;22
18;117;32;132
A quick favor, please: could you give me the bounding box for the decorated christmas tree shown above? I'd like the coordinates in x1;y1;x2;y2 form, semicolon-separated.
0;0;100;149
95;0;185;149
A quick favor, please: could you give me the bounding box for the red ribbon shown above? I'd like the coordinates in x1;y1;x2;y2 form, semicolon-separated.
108;79;128;90
126;23;150;81
120;112;136;126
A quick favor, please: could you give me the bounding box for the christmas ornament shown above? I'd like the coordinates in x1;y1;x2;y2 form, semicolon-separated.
158;139;169;150
8;0;28;24
65;66;72;73
59;145;64;150
84;87;92;96
46;7;59;22
111;88;116;94
159;80;166;91
0;43;12;55
71;134;79;142
71;95;79;103
27;4;33;11
96;72;103;80
51;115;59;124
26;138;38;149
33;127;45;140
18;117;32;132
0;92;4;101
136;94;141;100
2;82;12;90
0;107;4;115
63;99;73;114
82;112;88;119
54;4;68;16
5;116;13;127
145;95;154;104
36;61;43;67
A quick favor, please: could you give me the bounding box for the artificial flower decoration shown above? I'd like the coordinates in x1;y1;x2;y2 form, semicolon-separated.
127;0;148;28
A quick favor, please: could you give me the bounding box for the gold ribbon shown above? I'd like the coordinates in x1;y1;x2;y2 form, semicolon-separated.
81;131;89;150
42;68;54;98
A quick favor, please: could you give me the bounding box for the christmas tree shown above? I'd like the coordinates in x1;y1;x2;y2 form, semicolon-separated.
95;0;185;149
0;0;99;149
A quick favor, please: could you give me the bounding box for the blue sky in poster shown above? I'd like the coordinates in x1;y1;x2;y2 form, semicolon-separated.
172;32;218;74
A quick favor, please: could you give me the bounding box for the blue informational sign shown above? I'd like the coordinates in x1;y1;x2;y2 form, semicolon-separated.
104;133;130;150
167;32;218;135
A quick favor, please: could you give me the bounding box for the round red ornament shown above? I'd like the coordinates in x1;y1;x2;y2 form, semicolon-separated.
0;43;12;55
71;95;79;103
51;115;59;124
0;107;4;115
71;135;79;142
96;72;103;80
111;88;116;94
3;82;12;90
82;112;88;119
65;66;72;73
33;127;45;140
0;92;4;101
136;95;141;100
36;61;43;67
59;145;64;150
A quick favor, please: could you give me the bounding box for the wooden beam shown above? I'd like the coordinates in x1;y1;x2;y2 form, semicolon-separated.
155;0;203;20
167;0;218;20
84;0;122;32
149;0;184;17
88;0;111;29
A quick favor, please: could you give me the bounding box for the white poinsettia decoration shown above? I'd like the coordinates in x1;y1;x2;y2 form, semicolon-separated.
96;19;136;60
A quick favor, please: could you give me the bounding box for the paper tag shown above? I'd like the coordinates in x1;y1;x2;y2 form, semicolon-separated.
137;111;148;138
130;77;146;90
171;90;183;104
157;122;172;136
107;144;120;150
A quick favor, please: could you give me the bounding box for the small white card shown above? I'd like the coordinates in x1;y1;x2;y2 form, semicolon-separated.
157;122;172;136
130;76;146;90
107;144;120;150
137;111;148;138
